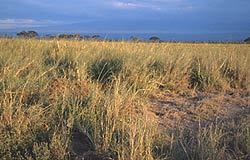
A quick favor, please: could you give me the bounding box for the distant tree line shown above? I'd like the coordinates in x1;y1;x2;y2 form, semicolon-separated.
52;34;100;40
15;31;161;42
15;31;101;41
130;36;162;42
0;31;247;43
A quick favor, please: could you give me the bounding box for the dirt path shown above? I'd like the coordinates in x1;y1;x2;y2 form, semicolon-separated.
149;90;250;129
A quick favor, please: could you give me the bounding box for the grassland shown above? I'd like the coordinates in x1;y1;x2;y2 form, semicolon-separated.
0;38;249;160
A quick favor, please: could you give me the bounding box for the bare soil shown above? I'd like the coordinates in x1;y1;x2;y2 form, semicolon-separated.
149;90;250;130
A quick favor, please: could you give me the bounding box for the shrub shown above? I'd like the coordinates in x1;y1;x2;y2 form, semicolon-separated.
189;57;205;90
189;57;218;91
147;59;166;76
43;51;78;80
87;57;123;84
56;56;78;80
43;51;58;67
219;60;247;88
43;44;60;67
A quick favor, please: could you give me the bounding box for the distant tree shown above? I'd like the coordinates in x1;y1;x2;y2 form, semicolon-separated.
149;36;160;42
74;34;82;40
17;31;38;38
57;34;74;39
58;34;65;39
92;35;100;40
45;34;55;39
83;35;91;40
244;37;250;43
68;34;74;39
28;31;37;38
27;31;38;38
130;36;140;42
55;34;83;40
17;31;28;38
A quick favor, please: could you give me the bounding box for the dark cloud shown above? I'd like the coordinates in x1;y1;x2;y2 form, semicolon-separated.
0;0;249;37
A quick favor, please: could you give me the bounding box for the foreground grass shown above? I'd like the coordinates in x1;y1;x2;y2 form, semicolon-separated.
0;38;249;159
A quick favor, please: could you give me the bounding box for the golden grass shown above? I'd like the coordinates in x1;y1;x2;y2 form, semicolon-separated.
0;38;249;159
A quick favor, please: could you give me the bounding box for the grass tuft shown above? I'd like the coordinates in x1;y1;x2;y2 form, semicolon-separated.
87;56;123;84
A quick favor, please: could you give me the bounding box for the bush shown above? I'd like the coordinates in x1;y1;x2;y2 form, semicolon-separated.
219;60;247;88
87;57;123;84
43;51;58;67
147;59;166;76
43;51;78;80
43;44;60;67
56;56;78;80
189;57;218;91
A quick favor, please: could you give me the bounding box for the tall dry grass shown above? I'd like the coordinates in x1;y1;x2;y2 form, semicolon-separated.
0;38;249;159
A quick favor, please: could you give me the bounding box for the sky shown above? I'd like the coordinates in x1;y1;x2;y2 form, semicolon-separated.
0;0;250;40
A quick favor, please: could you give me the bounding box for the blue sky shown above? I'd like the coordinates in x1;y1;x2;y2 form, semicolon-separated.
0;0;250;40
